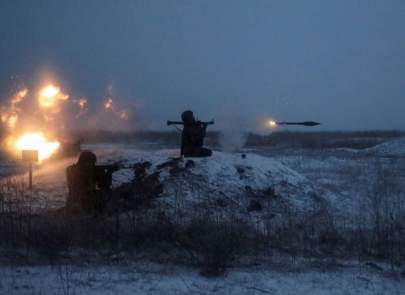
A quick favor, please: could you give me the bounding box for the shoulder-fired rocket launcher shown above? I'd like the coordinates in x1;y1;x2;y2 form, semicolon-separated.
167;120;215;126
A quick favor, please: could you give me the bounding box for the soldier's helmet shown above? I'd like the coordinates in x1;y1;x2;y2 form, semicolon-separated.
77;150;97;166
181;110;195;124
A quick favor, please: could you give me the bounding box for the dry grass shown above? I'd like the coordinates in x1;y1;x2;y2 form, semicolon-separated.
0;165;404;276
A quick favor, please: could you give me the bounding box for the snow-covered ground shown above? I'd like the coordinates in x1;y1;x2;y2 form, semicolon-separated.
1;139;404;294
1;141;404;230
366;136;405;157
1;145;330;223
1;261;404;295
254;138;405;228
2;137;404;216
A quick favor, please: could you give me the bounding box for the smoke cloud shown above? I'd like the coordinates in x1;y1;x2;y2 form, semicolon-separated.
218;113;247;152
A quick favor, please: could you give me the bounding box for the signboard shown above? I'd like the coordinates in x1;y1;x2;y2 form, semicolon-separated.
22;150;39;162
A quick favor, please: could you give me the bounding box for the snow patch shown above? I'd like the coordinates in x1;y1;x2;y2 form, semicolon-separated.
366;137;405;157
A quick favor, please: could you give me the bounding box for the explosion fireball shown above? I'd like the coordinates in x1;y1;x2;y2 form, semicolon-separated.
0;88;28;129
1;79;134;162
38;84;69;108
14;132;60;161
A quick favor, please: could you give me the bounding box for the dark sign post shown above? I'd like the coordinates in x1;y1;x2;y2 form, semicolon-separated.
22;150;39;190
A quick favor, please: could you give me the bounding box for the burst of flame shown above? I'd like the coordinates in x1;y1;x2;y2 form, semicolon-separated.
268;120;277;128
119;111;129;120
104;98;113;109
38;84;69;108
0;88;28;130
14;132;60;161
1;113;17;128
6;114;18;128
78;98;87;109
104;97;130;121
12;89;28;105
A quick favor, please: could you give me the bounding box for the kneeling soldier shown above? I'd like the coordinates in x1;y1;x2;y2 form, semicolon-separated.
66;150;117;214
181;110;212;158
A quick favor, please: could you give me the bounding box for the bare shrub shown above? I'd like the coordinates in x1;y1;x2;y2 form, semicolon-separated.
56;262;77;295
364;160;405;266
264;205;340;259
176;217;257;276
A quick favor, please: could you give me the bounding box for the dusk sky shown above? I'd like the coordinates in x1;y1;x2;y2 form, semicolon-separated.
0;0;404;131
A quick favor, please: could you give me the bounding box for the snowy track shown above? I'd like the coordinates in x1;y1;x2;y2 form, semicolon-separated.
1;262;404;295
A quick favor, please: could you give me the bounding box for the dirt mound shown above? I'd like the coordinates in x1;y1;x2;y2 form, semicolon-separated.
7;147;333;229
99;150;330;228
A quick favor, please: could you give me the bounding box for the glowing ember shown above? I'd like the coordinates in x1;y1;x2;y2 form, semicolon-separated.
268;120;277;128
38;84;69;108
15;132;60;161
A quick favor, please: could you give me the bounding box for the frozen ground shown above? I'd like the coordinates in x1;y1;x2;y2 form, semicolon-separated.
1;261;404;295
0;145;330;224
2;139;403;227
366;136;405;157
252;138;405;227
